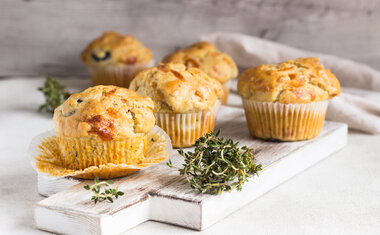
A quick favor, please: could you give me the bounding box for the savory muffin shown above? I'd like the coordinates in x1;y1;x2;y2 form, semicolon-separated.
130;63;224;147
53;85;156;169
162;41;237;105
238;57;340;141
81;31;154;87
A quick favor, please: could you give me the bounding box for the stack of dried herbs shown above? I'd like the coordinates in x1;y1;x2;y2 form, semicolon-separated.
168;130;262;194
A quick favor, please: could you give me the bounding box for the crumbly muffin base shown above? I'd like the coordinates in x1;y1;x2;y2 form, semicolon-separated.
88;60;154;88
242;99;328;141
155;101;220;148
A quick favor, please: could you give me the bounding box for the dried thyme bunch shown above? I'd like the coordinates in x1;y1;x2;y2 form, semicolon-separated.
84;177;124;204
168;130;262;194
38;76;71;114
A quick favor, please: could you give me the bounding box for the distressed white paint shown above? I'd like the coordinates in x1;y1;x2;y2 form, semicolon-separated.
34;106;347;234
37;173;81;197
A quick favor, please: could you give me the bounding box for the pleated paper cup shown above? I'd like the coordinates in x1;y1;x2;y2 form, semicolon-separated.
221;80;232;105
242;99;328;141
88;60;155;88
57;134;147;170
29;126;172;180
155;101;221;148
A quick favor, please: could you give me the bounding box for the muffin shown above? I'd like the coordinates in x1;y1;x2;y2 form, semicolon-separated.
81;31;154;88
162;41;237;105
53;85;156;170
237;57;340;141
130;63;224;147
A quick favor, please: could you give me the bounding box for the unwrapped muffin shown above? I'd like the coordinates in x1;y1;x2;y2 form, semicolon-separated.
81;31;154;88
130;63;224;147
238;57;340;141
162;41;237;105
53;85;155;169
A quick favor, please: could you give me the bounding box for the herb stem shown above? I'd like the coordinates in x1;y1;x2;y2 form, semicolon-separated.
84;177;124;204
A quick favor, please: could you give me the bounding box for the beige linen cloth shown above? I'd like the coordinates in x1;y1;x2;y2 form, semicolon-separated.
200;32;380;134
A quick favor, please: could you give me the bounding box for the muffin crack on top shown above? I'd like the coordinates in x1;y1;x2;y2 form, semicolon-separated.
81;31;153;67
54;85;155;139
162;41;238;84
86;114;117;141
130;63;224;113
238;57;341;104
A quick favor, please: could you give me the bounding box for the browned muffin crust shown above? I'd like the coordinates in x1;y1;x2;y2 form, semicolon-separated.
53;85;155;139
81;31;153;67
162;41;238;83
237;57;341;103
129;63;224;113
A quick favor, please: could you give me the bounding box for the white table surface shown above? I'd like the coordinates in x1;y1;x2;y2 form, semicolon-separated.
0;78;379;235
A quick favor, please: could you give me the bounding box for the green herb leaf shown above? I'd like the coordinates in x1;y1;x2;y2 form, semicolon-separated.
166;160;173;168
38;76;71;115
173;130;262;195
84;178;124;204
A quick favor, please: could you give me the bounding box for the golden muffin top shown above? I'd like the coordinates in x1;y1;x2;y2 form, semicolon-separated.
129;63;224;113
237;58;341;103
81;31;153;67
53;86;155;140
162;41;238;84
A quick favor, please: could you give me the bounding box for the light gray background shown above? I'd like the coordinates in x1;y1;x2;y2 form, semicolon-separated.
0;0;379;78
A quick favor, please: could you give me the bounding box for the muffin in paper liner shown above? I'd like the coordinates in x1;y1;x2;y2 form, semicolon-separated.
242;99;328;141
28;126;172;180
154;101;221;148
88;60;154;88
221;80;232;105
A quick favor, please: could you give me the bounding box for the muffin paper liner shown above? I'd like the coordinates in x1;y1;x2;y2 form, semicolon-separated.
221;80;232;105
88;60;155;88
242;99;328;141
57;134;147;170
154;101;221;148
28;126;172;179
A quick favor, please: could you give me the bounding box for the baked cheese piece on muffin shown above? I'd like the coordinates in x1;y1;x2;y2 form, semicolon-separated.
81;31;154;88
53;85;155;169
162;41;237;104
237;57;340;141
130;63;223;147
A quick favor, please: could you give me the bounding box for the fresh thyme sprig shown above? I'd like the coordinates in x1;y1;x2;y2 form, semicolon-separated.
38;76;71;115
83;177;124;204
167;130;262;194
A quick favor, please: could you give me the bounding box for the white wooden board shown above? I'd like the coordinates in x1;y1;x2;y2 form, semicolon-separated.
34;106;347;234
